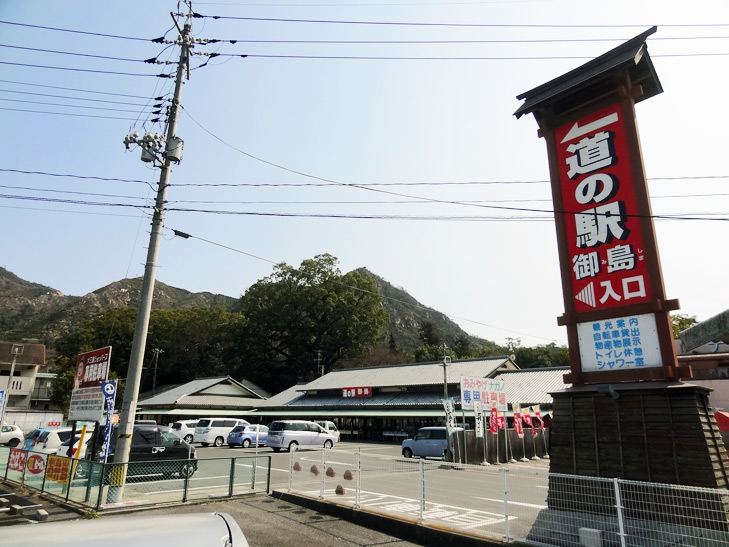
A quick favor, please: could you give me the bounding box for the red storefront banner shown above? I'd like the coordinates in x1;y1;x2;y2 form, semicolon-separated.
7;448;27;473
341;386;372;398
74;346;111;389
555;104;652;314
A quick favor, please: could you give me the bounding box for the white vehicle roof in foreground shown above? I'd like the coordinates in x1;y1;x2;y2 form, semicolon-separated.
2;512;248;547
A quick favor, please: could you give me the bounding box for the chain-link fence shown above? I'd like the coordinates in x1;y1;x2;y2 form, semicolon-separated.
287;447;729;546
0;447;270;510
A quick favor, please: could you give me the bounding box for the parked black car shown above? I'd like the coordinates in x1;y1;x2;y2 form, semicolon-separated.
69;424;198;481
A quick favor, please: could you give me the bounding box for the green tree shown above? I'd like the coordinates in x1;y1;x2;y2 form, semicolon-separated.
237;254;390;390
451;333;473;359
670;313;698;339
418;320;442;347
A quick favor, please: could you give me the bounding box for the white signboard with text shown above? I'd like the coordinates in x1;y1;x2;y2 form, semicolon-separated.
577;312;662;373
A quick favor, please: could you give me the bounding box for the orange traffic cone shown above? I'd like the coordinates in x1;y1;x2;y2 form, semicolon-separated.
343;470;354;480
310;465;320;475
326;467;336;477
335;485;346;495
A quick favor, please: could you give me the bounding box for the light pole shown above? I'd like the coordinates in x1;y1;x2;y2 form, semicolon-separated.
440;344;451;399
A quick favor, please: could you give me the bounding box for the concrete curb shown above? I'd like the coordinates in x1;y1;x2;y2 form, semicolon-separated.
271;490;528;547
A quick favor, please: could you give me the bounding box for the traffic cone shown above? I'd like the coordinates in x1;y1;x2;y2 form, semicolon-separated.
326;467;336;477
335;485;346;495
293;462;302;471
310;465;320;475
343;470;354;480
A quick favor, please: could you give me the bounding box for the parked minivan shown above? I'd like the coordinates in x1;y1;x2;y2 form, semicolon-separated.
194;418;249;447
401;426;463;459
266;420;337;452
170;420;199;444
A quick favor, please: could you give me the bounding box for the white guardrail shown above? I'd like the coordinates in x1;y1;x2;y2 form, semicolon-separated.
286;447;729;547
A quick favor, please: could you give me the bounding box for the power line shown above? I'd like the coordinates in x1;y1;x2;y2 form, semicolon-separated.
0;78;157;99
1;191;725;222
2;167;727;189
0;106;141;120
0;43;152;63
210;51;729;61
0;87;154;107
0;19;151;41
181;106;729;217
193;13;729;29
0;97;155;114
0;60;170;78
198;35;729;46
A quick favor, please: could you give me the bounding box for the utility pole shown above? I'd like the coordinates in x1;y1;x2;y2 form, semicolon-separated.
110;11;191;501
151;348;164;396
0;344;23;425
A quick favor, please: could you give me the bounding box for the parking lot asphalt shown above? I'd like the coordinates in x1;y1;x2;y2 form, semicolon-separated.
0;483;426;546
1;441;538;546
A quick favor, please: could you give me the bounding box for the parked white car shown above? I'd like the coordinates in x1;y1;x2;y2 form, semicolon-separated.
32;427;74;455
0;425;23;447
266;420;337;452
170;419;199;444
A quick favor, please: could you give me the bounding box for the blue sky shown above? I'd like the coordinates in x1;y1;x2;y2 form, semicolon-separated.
0;0;727;347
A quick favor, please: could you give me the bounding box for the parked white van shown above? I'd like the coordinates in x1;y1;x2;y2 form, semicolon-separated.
314;420;340;442
266;420;337;452
194;418;249;447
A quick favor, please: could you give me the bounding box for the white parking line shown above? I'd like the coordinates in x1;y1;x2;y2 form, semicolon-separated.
474;496;547;509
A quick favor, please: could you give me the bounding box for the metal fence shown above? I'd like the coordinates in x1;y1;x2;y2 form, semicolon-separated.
0;447;270;511
287;447;729;546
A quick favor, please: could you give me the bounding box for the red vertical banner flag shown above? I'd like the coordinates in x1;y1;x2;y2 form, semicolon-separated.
523;406;537;437
489;403;498;434
531;405;545;430
513;404;524;438
497;411;505;431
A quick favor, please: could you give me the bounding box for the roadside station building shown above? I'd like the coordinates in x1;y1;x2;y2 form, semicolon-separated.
253;357;567;441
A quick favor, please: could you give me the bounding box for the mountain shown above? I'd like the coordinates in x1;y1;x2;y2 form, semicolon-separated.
0;266;482;354
0;267;238;346
356;268;483;352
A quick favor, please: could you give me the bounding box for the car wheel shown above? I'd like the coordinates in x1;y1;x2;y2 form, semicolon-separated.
242;439;251;448
201;442;209;447
402;447;413;458
179;463;195;478
214;437;224;447
288;441;298;452
184;434;193;443
8;438;19;448
323;440;333;449
272;447;281;452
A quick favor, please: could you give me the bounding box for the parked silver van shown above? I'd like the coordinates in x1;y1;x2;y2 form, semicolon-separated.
266;420;337;452
194;418;249;447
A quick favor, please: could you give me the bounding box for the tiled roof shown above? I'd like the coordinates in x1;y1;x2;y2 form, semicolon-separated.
491;367;571;406
300;357;514;391
139;376;264;407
